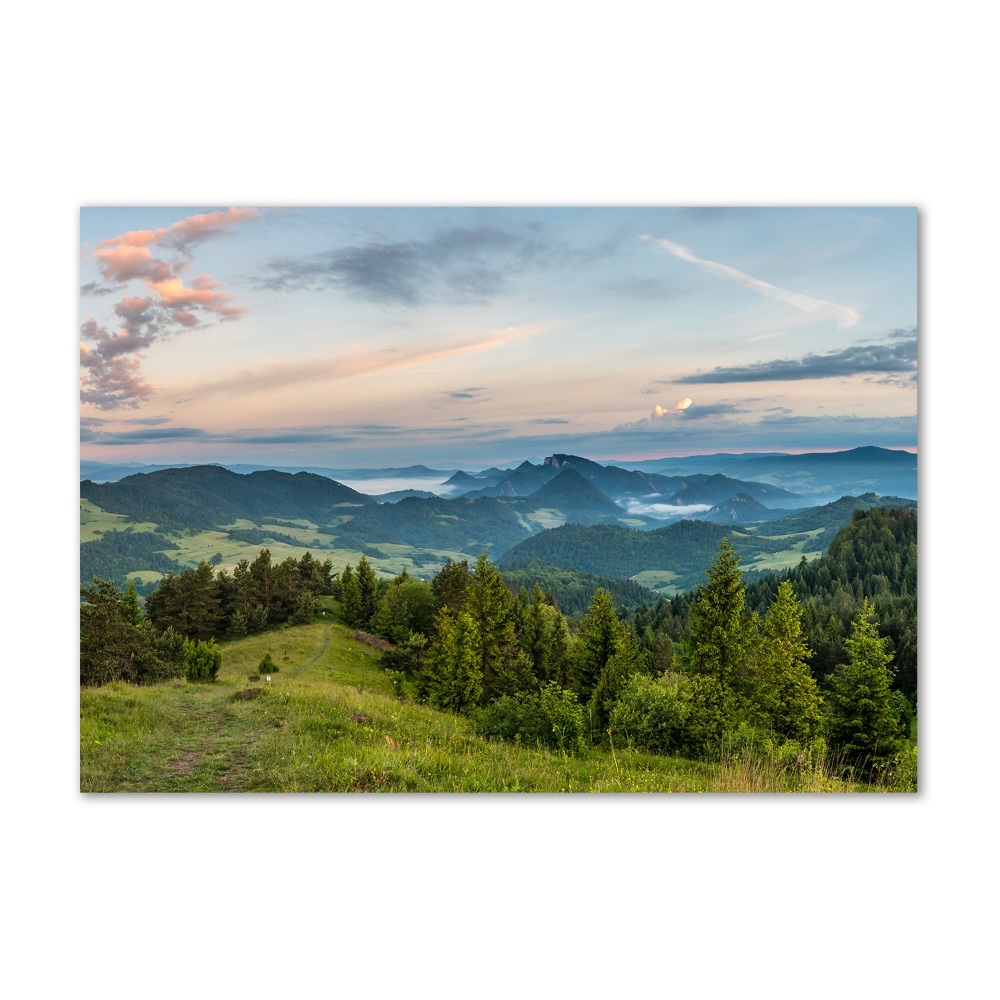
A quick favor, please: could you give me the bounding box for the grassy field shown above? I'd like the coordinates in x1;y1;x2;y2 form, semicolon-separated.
630;568;682;595
80;616;903;793
80;499;158;542
82;499;489;583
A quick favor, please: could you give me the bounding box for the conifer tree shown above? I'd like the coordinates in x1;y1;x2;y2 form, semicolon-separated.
432;557;472;613
757;580;823;740
826;600;904;773
426;608;483;711
81;578;165;686
340;564;363;627
466;552;526;700
355;556;379;626
682;537;757;703
574;587;633;704
250;549;274;617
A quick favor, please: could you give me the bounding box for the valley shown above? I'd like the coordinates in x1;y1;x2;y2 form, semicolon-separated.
80;446;916;602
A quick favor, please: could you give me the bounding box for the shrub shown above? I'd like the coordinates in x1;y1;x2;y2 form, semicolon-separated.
380;631;428;675
184;639;222;683
259;652;278;674
476;692;550;748
610;673;690;754
385;669;407;699
539;681;586;754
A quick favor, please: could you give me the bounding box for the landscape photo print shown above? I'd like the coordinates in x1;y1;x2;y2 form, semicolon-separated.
79;205;918;792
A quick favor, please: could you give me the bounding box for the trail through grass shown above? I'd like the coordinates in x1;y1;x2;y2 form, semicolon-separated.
81;618;905;793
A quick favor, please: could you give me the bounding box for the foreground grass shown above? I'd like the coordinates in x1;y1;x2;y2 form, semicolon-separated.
80;619;905;793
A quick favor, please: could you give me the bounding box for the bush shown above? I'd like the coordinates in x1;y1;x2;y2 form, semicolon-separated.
380;631;428;675
476;692;551;748
385;669;407;699
184;639;222;683
476;684;586;754
610;673;690;754
539;681;586;755
259;652;278;674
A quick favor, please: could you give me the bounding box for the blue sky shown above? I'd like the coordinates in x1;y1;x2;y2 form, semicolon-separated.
80;205;916;468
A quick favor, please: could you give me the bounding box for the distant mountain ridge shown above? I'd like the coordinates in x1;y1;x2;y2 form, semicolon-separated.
81;445;916;502
80;465;376;530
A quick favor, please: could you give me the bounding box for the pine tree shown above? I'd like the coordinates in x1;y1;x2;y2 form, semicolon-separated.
426;608;483;711
826;600;904;773
757;580;823;740
340;564;363;627
355;556;380;626
682;537;757;703
432;557;472;613
466;552;526;700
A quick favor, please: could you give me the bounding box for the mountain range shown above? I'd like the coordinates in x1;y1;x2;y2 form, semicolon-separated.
80;445;916;502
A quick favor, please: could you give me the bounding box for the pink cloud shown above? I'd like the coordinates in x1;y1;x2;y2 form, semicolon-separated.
82;207;257;409
164;207;258;246
94;243;154;283
79;351;157;410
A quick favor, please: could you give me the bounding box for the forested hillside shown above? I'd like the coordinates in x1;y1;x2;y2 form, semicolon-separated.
82;503;917;786
80;465;375;530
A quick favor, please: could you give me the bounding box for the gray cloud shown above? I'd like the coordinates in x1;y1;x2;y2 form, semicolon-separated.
256;225;561;305
446;386;488;400
530;418;570;424
83;424;359;446
80;281;116;297
122;416;173;426
674;335;917;385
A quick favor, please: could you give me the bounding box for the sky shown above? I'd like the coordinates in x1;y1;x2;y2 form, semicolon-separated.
79;206;917;470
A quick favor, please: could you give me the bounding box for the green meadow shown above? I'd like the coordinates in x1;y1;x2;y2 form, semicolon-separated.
80;614;897;793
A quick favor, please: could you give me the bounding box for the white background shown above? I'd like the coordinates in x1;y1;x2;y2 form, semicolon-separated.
4;2;993;997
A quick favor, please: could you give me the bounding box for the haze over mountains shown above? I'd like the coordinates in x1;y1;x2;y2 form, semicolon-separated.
81;445;916;507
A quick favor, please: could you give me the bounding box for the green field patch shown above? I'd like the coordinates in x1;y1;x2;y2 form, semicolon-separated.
742;551;816;574
630;569;681;594
524;507;566;529
260;522;330;543
751;527;824;543
80;500;158;541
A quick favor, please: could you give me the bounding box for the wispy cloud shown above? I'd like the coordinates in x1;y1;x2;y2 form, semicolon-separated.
674;333;917;385
80;281;116;297
641;234;860;328
445;386;488;400
187;323;551;399
81;208;258;410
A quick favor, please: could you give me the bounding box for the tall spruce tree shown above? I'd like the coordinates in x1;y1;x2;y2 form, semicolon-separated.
339;564;363;627
466;552;528;700
826;600;904;773
574;588;635;706
355;556;380;626
681;537;757;705
757;580;823;740
426;608;483;711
